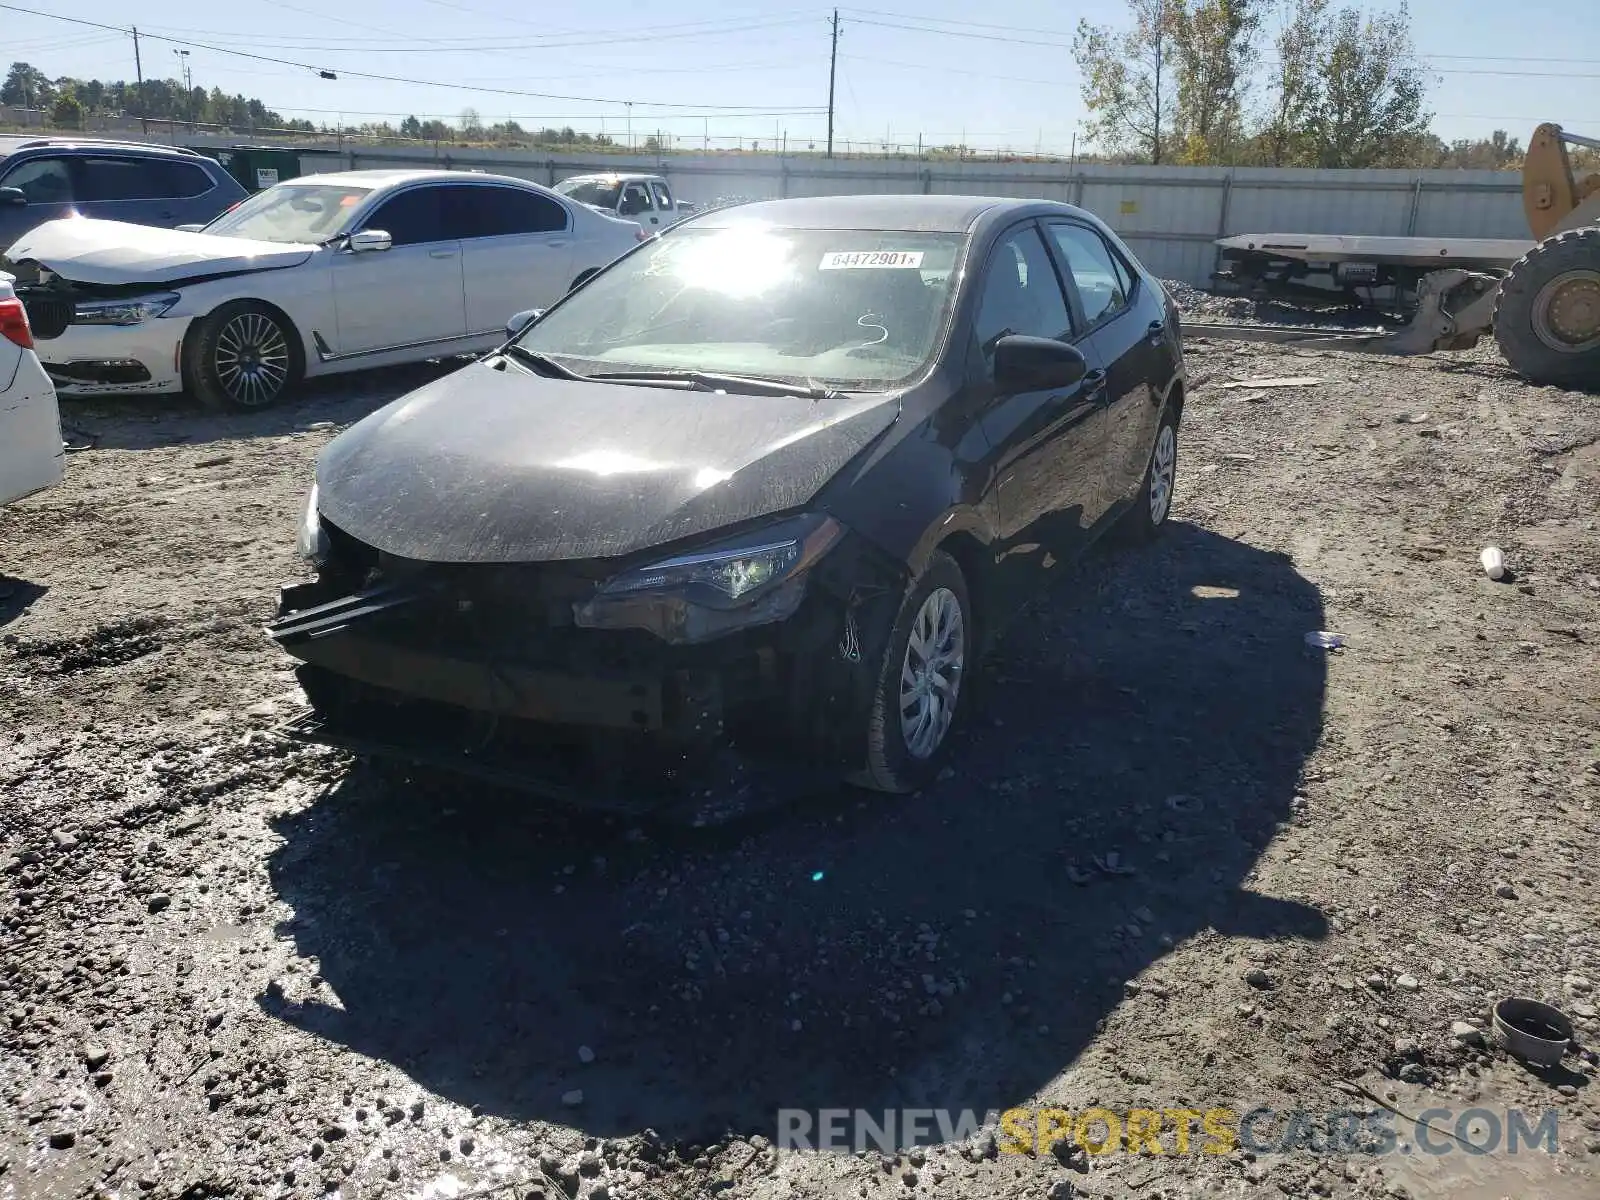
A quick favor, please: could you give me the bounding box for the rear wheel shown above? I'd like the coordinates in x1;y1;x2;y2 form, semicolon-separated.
852;551;971;794
1118;406;1179;542
185;301;303;411
1493;227;1600;390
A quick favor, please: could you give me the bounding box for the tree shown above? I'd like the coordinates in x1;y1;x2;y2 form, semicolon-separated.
1309;4;1431;167
1073;0;1179;164
1436;129;1523;170
2;61;53;108
50;94;82;129
1260;0;1329;166
1168;0;1263;163
459;107;483;138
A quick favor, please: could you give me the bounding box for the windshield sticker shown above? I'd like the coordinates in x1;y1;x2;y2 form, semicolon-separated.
819;250;925;270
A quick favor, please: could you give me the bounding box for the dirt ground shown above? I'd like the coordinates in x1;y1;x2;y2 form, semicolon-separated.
2;326;1599;1200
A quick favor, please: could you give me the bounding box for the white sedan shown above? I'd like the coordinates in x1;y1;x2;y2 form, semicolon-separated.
0;271;63;507
3;169;648;410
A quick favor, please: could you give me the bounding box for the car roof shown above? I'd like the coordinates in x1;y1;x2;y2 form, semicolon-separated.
285;168;553;190
690;194;1079;234
0;136;209;160
562;173;655;183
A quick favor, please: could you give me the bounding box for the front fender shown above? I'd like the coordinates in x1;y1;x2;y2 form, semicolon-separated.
172;257;333;372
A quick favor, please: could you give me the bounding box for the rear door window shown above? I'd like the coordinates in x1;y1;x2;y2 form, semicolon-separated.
362;186;448;246
148;160;216;199
75;156;170;202
0;155;73;203
442;184;569;237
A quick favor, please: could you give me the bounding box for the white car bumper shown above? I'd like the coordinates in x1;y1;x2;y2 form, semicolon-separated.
1;349;64;506
35;316;194;397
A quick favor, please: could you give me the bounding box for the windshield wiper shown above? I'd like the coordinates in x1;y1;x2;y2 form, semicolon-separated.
587;370;841;399
503;344;592;380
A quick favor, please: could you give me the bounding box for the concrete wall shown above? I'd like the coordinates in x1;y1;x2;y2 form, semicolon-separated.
285;142;1525;285
4;126;1527;285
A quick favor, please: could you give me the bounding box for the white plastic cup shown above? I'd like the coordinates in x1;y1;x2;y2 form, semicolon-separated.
1481;546;1507;581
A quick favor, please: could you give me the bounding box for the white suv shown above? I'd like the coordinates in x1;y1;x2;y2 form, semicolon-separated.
0;270;63;506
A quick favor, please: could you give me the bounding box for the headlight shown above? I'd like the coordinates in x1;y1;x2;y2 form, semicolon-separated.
295;483;329;565
574;514;844;643
73;292;180;326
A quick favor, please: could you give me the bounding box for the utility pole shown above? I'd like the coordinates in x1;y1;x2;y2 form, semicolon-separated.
1152;28;1163;166
826;8;839;159
132;27;147;135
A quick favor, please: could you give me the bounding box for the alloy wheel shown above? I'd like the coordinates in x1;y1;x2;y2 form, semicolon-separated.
898;586;965;760
1149;423;1177;525
214;311;291;408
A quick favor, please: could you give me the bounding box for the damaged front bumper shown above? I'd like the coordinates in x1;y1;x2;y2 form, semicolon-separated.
30;318;191;395
265;530;907;806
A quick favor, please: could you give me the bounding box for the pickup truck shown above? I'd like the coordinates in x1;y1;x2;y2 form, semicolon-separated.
552;173;696;231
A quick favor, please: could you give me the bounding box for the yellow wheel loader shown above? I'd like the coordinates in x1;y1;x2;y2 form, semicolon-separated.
1199;124;1600;390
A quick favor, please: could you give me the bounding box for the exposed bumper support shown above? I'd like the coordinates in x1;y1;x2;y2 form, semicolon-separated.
1184;268;1505;358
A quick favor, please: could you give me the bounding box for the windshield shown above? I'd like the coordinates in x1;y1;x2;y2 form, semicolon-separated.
553;178;622;208
515;224;965;390
202;183;373;243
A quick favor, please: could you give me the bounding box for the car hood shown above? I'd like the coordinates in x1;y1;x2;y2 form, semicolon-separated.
4;217;316;285
315;358;901;563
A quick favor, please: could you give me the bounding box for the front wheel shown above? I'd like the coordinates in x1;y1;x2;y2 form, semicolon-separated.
184;301;303;411
852;550;972;794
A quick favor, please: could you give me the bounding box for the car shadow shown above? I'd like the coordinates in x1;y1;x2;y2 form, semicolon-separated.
54;359;465;452
262;521;1328;1146
0;577;47;629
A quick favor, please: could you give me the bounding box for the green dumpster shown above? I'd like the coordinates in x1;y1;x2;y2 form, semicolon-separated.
189;146;342;192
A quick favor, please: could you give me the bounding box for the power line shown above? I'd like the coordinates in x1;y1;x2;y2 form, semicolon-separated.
136;13;817;52
0;4;826;114
842;6;1600;64
845;15;1072;50
846;15;1600;79
155;17;819;55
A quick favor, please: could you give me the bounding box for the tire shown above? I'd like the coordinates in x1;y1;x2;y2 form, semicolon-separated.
569;268;600;293
852;550;972;794
184;301;304;411
1492;227;1600;391
1118;406;1179;542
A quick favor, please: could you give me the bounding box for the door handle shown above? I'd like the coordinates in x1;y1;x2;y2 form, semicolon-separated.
1146;319;1166;342
428;248;457;259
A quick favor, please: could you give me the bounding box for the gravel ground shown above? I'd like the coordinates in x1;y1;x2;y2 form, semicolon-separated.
2;327;1599;1200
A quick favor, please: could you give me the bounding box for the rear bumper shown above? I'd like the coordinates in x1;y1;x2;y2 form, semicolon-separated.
0;350;65;506
35;318;191;396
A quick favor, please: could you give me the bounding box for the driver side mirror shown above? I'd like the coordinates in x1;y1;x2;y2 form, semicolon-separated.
0;187;26;207
505;308;543;339
992;335;1088;392
347;229;392;253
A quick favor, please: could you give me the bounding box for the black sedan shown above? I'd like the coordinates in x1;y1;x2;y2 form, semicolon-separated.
268;195;1185;798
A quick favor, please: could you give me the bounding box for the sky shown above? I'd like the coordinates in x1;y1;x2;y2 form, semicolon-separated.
3;0;1598;156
